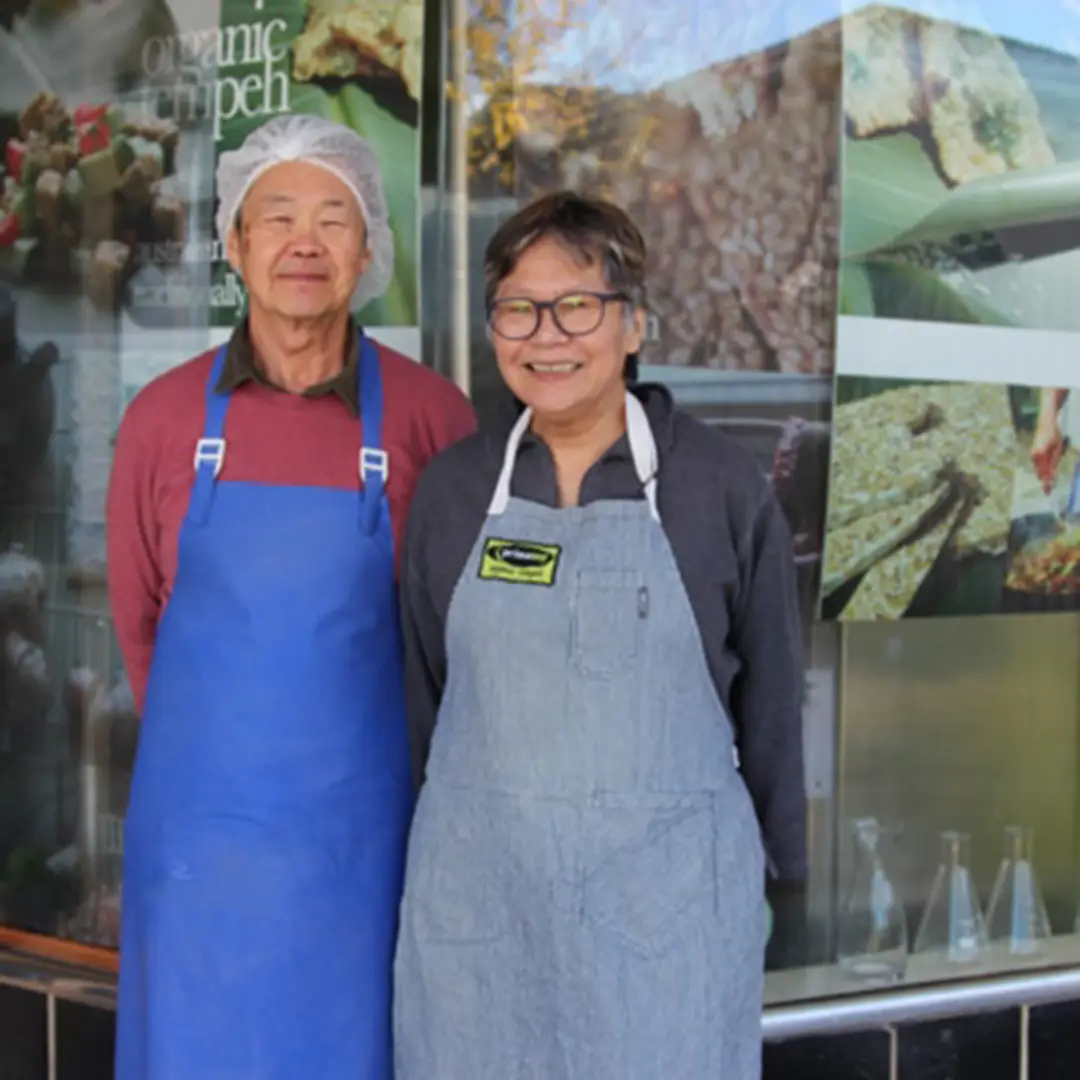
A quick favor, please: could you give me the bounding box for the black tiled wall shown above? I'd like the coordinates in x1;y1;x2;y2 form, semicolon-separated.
56;1001;115;1080
1030;998;1080;1080
896;1008;1021;1080
763;1028;891;1080
0;985;46;1080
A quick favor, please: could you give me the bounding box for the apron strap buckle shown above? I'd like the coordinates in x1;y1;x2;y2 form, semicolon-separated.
194;437;226;477
359;447;389;484
358;447;389;536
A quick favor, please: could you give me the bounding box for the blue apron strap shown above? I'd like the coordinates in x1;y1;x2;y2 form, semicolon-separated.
357;334;388;536
187;346;231;527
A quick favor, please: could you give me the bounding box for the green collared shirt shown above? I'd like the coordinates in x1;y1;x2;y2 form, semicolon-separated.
215;318;361;416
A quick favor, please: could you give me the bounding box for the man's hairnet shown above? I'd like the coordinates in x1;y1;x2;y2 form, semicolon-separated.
215;114;394;311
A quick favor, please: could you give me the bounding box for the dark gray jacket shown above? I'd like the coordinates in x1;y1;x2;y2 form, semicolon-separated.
399;382;807;880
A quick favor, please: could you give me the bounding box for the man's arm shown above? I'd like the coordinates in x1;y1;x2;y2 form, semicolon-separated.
106;404;164;713
730;485;807;882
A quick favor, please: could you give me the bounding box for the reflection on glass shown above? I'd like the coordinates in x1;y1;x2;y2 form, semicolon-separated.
836;817;907;983
0;542;49;752
463;1;842;376
914;831;987;965
986;825;1052;957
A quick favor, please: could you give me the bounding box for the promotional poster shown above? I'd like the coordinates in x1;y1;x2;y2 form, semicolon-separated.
823;2;1080;620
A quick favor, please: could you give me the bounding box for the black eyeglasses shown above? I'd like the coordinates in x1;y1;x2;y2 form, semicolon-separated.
487;291;626;340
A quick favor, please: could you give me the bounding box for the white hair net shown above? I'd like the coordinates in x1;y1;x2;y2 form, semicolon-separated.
215;114;395;311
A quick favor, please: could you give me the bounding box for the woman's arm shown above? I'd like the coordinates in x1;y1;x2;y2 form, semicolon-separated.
730;485;807;882
399;491;448;790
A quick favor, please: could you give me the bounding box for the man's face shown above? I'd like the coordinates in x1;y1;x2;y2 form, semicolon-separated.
226;160;372;320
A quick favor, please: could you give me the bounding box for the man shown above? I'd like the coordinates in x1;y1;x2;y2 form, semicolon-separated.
106;114;475;1080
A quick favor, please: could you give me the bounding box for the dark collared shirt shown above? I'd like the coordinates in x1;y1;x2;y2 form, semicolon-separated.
215;318;361;416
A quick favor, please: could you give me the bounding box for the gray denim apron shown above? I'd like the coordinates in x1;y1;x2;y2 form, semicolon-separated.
394;393;767;1079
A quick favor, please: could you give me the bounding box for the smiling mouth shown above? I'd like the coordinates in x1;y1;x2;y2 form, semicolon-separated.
525;361;581;374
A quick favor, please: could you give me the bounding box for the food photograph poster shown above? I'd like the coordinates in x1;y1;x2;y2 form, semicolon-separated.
822;1;1080;621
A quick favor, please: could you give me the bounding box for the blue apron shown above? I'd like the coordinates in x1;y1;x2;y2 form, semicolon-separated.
115;336;413;1080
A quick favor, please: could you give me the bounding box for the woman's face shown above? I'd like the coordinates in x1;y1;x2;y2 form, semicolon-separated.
491;236;644;425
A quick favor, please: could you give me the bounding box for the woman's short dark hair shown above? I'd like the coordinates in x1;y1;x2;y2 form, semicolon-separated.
483;191;648;380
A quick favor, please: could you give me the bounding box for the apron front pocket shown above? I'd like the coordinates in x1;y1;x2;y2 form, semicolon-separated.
407;790;511;946
571;569;644;677
581;792;717;958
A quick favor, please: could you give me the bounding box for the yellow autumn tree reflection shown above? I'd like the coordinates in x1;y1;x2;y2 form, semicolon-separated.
455;0;654;190
453;1;843;377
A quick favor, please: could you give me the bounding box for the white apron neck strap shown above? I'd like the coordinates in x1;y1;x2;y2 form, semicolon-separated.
487;393;660;521
487;405;534;516
626;392;660;523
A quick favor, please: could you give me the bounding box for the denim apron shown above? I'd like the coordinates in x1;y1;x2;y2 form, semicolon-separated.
115;336;413;1080
394;393;767;1079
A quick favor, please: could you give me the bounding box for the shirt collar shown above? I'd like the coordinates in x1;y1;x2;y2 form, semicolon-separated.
215;317;361;416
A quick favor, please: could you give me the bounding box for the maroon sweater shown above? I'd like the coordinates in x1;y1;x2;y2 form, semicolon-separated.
106;340;476;711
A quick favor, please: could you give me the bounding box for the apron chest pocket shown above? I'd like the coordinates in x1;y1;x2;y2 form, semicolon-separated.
571;569;645;677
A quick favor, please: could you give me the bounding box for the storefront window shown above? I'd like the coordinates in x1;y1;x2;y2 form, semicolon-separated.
2;0;1080;1026
0;0;428;955
0;0;221;951
446;0;1080;1006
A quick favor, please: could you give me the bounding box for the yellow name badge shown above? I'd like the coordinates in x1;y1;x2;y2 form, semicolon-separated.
479;538;562;586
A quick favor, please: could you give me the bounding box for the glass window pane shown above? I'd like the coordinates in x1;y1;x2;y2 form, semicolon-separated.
446;0;1080;1010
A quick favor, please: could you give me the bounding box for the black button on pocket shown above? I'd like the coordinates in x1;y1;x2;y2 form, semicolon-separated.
571;570;644;677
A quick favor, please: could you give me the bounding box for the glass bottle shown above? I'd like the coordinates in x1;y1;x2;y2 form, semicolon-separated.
986;825;1051;956
837;818;908;982
914;831;987;964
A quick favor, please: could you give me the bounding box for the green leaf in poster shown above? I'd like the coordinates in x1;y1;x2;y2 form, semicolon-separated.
863;260;1013;327
892;158;1080;251
838;259;875;316
338;84;418;326
276;83;420;326
842;134;949;258
844;131;1080;259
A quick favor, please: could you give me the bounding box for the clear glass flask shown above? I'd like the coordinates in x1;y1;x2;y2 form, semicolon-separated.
986;826;1051;956
837;818;908;982
913;831;987;964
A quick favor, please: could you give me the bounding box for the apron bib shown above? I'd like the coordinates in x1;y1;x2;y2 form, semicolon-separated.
394;393;767;1080
115;337;413;1080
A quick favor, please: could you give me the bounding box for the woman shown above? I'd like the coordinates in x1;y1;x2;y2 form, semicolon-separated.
393;191;805;1078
